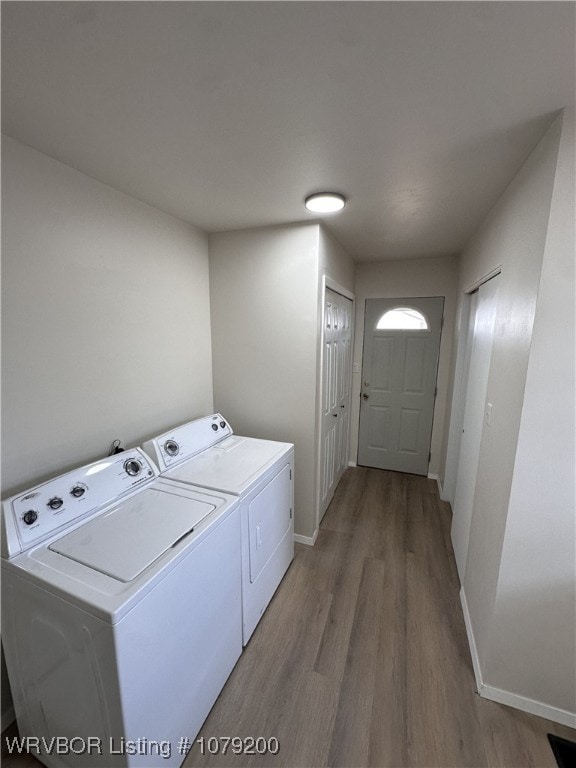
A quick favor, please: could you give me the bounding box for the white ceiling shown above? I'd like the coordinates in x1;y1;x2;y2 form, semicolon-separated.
2;1;575;262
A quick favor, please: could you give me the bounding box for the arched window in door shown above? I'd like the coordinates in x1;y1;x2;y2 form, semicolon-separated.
376;306;429;330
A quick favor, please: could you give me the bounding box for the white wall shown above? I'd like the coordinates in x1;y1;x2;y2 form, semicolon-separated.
318;225;355;292
484;109;576;717
1;137;213;497
351;256;458;477
449;111;575;723
209;224;320;539
209;223;354;541
458;117;560;664
1;136;215;728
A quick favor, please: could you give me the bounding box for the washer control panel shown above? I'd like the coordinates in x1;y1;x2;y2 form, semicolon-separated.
143;413;232;471
1;449;158;557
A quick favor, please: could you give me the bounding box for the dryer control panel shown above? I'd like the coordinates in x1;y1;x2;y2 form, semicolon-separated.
142;413;232;471
1;450;158;558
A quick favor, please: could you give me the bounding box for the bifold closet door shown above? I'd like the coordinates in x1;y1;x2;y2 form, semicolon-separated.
451;276;499;581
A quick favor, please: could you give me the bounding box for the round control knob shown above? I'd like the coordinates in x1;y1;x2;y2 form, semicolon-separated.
47;497;63;510
70;485;86;498
212;424;218;431
23;510;38;526
220;421;226;429
124;459;141;477
164;440;179;457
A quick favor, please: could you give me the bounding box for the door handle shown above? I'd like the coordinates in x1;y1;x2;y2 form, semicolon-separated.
362;393;369;400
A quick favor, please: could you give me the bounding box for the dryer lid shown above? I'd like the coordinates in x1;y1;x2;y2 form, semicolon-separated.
49;488;215;582
165;436;291;495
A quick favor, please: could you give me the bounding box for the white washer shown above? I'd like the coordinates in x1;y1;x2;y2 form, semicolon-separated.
1;450;242;768
143;414;294;645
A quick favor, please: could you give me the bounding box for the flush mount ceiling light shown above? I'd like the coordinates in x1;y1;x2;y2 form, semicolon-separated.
304;192;346;213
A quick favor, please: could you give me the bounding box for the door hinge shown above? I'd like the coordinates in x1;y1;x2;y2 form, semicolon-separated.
290;469;292;480
441;315;444;329
290;508;293;519
428;451;431;463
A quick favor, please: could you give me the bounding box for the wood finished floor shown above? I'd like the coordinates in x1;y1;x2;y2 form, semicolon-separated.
2;468;575;768
184;468;575;768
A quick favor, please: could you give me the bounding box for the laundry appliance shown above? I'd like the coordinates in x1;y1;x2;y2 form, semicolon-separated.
143;414;294;644
1;449;242;767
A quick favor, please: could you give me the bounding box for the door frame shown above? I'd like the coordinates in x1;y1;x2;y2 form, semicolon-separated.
313;276;355;537
443;266;502;504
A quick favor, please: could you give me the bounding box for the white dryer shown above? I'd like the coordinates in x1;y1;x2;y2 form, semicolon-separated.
143;414;294;644
1;450;242;768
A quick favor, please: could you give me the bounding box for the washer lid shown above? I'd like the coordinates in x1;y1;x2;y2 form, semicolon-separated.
49;488;215;582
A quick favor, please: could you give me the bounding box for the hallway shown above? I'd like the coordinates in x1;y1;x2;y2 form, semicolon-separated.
185;468;575;768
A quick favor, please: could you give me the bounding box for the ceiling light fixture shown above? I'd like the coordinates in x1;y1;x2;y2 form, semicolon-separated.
304;192;346;214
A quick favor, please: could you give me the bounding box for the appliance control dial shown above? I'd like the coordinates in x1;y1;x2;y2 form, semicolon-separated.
70;485;87;498
23;510;38;526
212;424;218;431
124;459;141;477
220;421;226;428
47;497;64;510
164;440;179;457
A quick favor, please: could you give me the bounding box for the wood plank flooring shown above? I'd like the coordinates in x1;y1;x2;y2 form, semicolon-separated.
2;468;575;767
184;468;575;768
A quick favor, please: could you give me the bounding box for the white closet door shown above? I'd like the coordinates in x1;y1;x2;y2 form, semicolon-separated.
320;289;353;521
452;276;499;581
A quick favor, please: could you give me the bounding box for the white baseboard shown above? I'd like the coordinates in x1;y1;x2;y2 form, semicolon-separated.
294;529;318;547
460;588;483;693
2;705;15;733
437;478;445;500
427;473;447;502
438;478;451;503
460;588;576;728
479;682;576;729
348;461;357;467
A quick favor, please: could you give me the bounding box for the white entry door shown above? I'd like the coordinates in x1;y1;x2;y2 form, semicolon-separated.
358;297;444;475
319;288;353;520
451;276;499;581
